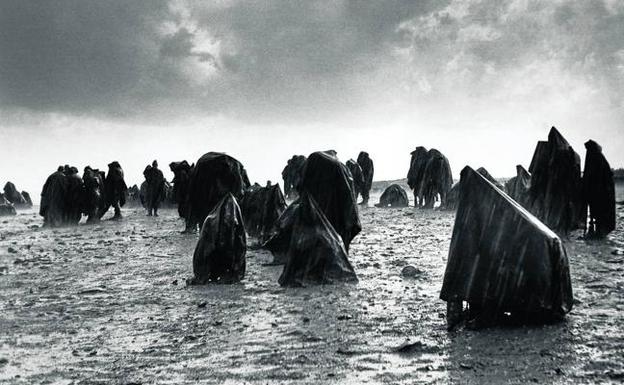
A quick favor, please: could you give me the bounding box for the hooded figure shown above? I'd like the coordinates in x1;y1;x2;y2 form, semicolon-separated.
282;155;307;199
185;152;250;232
3;182;28;208
144;160;165;216
407;146;429;207
240;183;287;244
444;167;501;211
441;166;573;330
64;166;84;225
40;167;68;227
527;127;583;234
189;193;246;284
420;148;453;209
278;193;358;287
345;159;365;201
169;160;192;218
376;184;409;208
505;165;532;207
582;140;615;238
82;166;105;223
356;151;374;205
100;161;127;219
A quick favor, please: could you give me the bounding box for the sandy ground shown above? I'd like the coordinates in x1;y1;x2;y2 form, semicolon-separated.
1;192;623;384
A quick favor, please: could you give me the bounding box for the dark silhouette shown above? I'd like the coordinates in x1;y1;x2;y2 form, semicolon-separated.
281;155;306;199
169;160;192;218
444;167;501;211
3;182;31;208
505;165;531;207
40;167;68;227
185;152;250;232
0;194;16;216
421;149;453;209
82;166;105;224
345;159;365;201
527;127;583;234
278;193;358;287
64;167;84;225
441;167;573;330
189;193;246;284
582;140;615;238
356;151;374;205
407;146;429;207
240;183;287;244
143;160;165;217
376;184;409;208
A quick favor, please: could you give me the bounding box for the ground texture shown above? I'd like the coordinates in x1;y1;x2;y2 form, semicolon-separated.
1;198;623;384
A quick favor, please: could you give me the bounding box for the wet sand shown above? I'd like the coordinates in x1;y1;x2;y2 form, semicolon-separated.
1;201;623;384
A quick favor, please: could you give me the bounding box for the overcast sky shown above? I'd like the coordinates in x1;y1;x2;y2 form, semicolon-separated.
1;0;623;202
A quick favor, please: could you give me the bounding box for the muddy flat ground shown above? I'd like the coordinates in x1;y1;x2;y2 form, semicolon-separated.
1;197;623;384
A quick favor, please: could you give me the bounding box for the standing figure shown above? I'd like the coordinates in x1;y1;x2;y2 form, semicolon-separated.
356;151;374;206
407;147;429;207
64;166;84;225
169;161;192;218
582;140;615;239
144;160;166;217
40;166;68;227
101;161;127;220
345;159;365;201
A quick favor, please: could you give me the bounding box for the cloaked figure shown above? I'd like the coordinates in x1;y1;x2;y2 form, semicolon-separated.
345;159;365;201
356;151;374;206
188;193;246;284
64;166;84;225
100;161;127;220
376;184;409;208
169;161;192;218
281;155;306;199
582;140;615;239
143;160;165;217
505;165;531;207
527;127;583;234
441;166;573;330
407;146;429;208
184;152;250;232
40;166;68;227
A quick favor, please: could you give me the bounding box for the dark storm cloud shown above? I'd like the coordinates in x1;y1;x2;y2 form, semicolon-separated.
0;0;623;121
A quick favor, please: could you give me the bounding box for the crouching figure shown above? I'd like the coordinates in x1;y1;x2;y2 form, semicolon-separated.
441;166;573;330
188;193;246;284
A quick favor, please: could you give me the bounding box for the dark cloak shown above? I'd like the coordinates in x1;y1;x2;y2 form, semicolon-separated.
143;165;164;210
241;184;287;243
40;170;68;227
582;140;615;238
356;151;374;201
443;167;498;211
376;184;409;207
505;165;531;207
185;152;251;230
278;193;358;287
440;166;573;320
300;151;362;251
190;193;246;284
345;159;365;199
170;161;192;218
527;127;583;233
65;172;84;225
3;182;27;207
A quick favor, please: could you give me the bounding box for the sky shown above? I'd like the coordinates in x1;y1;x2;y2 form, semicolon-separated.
1;0;623;203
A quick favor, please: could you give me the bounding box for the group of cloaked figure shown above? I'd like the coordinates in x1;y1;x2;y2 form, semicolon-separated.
32;126;617;330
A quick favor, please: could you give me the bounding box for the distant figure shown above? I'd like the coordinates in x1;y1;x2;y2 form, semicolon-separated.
3;182;30;208
419;149;453;209
376;184;409;208
101;161;127;220
407;146;429;207
82;166;105;223
582;140;615;239
356;151;374;206
282;155;307;199
64;166;84;225
144;160;165;217
527;127;583;234
40;166;68;227
169;160;192;218
345;159;365;201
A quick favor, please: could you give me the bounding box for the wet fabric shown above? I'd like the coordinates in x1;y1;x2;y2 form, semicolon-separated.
505;165;531;207
40;170;68;227
356;152;374;203
241;184;287;243
169;161;192;218
21;191;33;207
440;166;573;319
282;155;306;198
376;184;409;207
64;172;84;225
407;146;429;206
3;182;28;207
143;165;165;211
263;199;301;264
421;149;453;208
278;193;358;287
191;194;246;284
300;151;362;251
186;152;251;230
527;127;583;233
443;167;498;211
582;140;615;238
82;167;105;223
346;159;365;200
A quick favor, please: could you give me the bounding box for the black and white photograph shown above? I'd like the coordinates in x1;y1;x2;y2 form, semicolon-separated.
0;1;623;384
